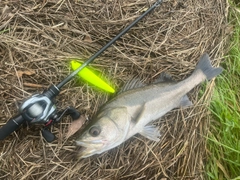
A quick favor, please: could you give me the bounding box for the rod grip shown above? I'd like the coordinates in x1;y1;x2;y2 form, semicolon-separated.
0;115;25;140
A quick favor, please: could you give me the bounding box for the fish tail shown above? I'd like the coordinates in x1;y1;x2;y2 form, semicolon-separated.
195;53;223;80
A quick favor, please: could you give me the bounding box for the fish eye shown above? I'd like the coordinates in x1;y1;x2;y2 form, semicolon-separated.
89;126;101;137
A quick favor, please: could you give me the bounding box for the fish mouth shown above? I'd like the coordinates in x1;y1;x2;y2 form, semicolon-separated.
75;146;88;157
75;140;105;158
76;140;103;145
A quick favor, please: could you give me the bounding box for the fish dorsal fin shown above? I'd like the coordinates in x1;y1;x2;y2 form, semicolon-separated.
154;72;174;84
118;76;145;94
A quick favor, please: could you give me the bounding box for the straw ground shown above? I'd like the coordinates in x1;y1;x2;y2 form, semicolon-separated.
0;0;228;179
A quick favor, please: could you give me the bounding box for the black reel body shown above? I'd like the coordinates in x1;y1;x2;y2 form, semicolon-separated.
0;85;80;142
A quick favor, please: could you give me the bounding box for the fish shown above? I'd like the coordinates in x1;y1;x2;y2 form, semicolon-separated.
75;53;223;158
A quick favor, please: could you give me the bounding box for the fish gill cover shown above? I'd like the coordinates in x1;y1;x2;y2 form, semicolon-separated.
0;0;228;179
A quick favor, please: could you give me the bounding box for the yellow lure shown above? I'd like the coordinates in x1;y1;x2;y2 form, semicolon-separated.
70;60;115;93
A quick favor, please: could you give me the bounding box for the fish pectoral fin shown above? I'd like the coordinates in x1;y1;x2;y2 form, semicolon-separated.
139;125;160;141
179;94;193;108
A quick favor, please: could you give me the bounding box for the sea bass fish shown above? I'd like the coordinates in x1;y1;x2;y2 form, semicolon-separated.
76;54;222;158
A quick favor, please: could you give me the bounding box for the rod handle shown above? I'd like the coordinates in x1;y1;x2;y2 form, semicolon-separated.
0;115;25;140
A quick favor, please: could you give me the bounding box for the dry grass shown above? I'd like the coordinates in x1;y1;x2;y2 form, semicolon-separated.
0;0;228;179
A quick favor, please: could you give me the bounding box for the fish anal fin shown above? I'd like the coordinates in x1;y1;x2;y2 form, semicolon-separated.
139;125;160;141
179;94;193;108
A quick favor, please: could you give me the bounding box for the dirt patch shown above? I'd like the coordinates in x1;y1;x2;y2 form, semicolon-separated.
0;0;228;179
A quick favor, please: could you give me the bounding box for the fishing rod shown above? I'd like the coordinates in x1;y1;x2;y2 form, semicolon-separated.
0;0;163;142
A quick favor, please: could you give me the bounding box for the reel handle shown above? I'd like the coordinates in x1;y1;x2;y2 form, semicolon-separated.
0;115;25;140
67;106;81;120
41;106;81;142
